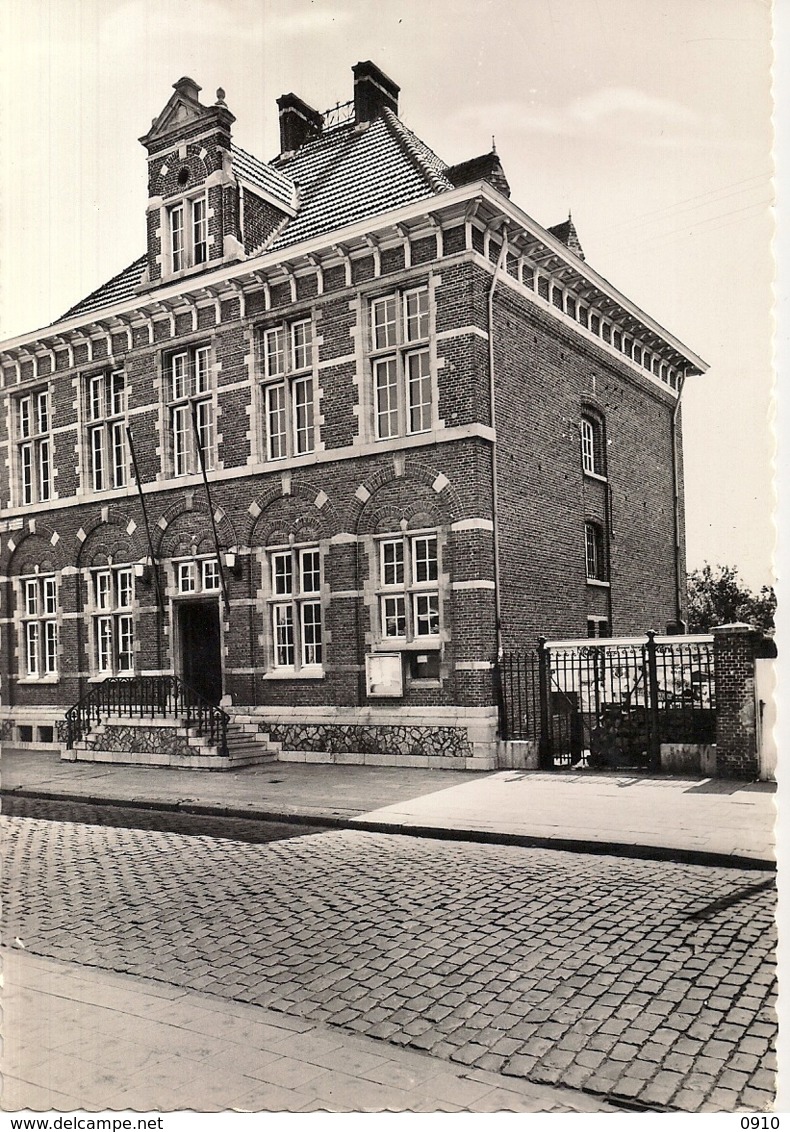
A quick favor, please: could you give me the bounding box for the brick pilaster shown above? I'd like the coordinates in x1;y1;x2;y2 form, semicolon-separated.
713;623;759;779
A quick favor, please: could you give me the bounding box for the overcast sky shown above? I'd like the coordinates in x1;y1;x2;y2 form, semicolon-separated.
0;0;776;591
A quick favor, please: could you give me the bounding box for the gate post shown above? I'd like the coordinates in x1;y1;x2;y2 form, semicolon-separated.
646;630;662;771
493;653;507;740
537;637;552;769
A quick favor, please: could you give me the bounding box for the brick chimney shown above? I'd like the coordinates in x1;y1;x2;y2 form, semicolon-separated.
277;93;323;153
353;61;399;123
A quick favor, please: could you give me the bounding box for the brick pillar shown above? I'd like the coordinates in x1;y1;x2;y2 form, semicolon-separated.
712;623;759;779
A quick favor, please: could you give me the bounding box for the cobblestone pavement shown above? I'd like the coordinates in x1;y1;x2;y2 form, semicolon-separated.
3;813;777;1113
4;950;618;1112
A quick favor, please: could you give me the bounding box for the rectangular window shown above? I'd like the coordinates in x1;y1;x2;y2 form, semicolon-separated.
267;545;323;671
20;574;58;678
91;567;135;675
168;346;214;475
261;319;316;460
16;391;52;505
580;419;595;473
86;371;127;492
202;559;221;591
585;522;607;582
293;376;314;455
374;359;398;440
377;533;440;643
404;288;429;341
273;604;295;667
370;286;432;440
169;195;208;273
581;414;606;478
177;557;220;595
407;351;431;434
171;204;185;272
178;562;197;593
192;198;208;265
587;617;610;639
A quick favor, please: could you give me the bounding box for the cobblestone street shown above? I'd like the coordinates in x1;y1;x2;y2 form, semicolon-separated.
3;810;777;1112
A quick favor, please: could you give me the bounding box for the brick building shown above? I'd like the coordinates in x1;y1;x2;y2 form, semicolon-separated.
0;63;707;769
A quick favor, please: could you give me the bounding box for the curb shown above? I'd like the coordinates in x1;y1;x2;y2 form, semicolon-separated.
2;786;776;871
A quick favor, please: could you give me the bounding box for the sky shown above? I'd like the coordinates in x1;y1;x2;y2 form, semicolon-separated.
0;0;777;591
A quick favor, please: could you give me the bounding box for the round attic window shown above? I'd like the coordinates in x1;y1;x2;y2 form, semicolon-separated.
177;167;190;186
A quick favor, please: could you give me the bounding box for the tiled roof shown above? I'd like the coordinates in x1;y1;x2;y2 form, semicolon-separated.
58;111;480;321
266;108;455;252
60;256;146;321
231;144;296;209
445;152;511;199
547;216;585;261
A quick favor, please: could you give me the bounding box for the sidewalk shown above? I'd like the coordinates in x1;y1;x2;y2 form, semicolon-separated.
1;747;776;866
2;949;619;1113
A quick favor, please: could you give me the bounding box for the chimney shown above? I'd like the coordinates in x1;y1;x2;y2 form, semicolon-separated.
353;61;399;123
277;93;323;153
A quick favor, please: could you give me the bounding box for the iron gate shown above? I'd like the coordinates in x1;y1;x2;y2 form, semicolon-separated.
497;633;715;770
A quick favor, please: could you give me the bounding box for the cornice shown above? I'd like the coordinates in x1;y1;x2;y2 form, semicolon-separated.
0;180;707;377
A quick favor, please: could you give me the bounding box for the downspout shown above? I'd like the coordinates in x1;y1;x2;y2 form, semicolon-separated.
671;371;688;629
487;222;509;659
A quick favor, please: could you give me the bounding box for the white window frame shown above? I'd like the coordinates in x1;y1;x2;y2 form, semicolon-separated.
175;556;221;595
580;413;606;478
261;318;316;460
16;390;52;506
370;286;433;440
168;193;208;274
376;531;440;644
19;574;58;679
266;544;324;672
91;567;135;675
168;346;214;476
87;371;128;492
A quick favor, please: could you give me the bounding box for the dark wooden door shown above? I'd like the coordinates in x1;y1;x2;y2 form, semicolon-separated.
179;600;222;705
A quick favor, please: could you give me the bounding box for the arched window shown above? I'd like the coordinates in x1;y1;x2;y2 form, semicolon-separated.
581;411;606;477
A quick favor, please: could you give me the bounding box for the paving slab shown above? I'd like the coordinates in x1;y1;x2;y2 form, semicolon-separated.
2;949;619;1113
353;770;776;864
0;746;776;864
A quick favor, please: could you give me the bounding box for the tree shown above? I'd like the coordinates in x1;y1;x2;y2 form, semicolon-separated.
687;564;776;633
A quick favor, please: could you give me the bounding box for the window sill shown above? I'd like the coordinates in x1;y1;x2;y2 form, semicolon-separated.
88;673;136;682
583;470;608;484
263;669;325;680
16;677;60;685
586;578;611;589
376;640;441;652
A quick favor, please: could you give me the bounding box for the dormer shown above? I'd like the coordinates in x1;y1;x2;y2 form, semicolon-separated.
139;78;244;287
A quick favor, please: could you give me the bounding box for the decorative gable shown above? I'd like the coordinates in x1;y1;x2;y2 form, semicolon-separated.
139;77;234;153
139;79;244;289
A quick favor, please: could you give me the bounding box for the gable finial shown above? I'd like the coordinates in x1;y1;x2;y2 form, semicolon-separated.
491;134;497;154
216;88;227;107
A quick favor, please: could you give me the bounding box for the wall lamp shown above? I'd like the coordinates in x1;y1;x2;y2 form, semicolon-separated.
134;560;152;585
223;549;242;576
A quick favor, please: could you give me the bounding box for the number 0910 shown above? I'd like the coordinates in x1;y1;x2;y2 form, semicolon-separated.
741;1120;779;1130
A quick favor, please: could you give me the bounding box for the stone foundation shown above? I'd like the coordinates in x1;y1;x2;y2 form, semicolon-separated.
260;721;473;760
242;705;499;770
79;723;194;758
660;743;716;776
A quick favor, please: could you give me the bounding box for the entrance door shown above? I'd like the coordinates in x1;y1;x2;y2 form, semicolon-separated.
178;600;222;704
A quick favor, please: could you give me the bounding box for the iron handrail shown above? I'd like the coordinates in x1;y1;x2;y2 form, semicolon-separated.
64;675;229;756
